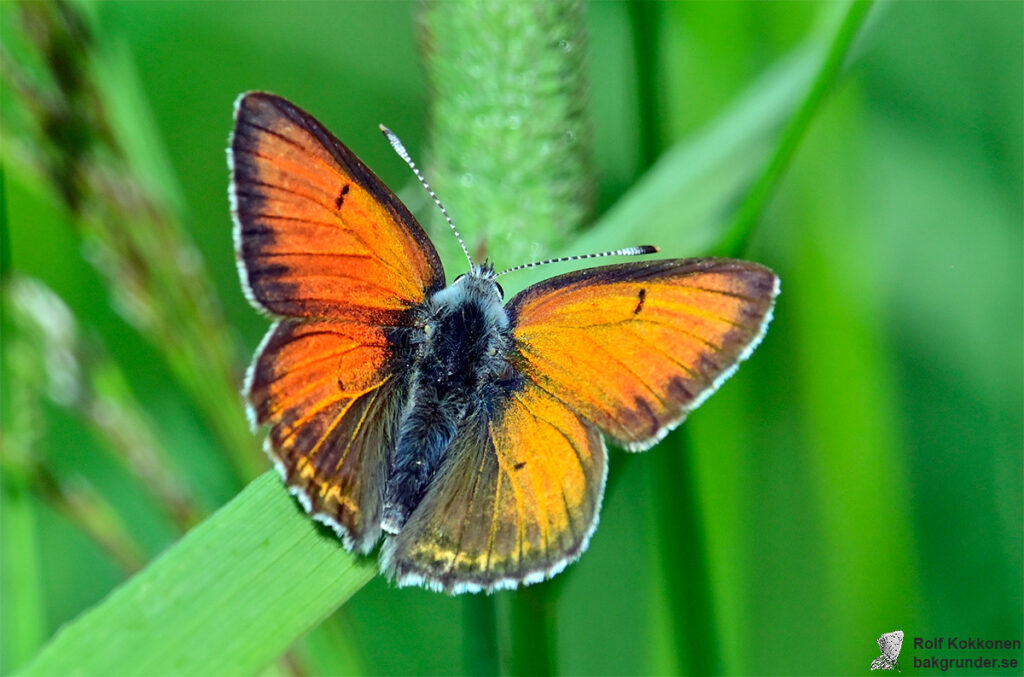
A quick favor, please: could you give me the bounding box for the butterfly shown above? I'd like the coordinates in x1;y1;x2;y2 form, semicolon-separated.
229;92;779;594
870;630;904;671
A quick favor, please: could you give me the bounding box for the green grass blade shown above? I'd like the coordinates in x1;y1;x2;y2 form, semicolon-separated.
0;258;48;674
462;594;501;676
648;431;721;676
715;0;875;256
0;477;47;674
18;472;377;677
507;584;558;677
778;95;920;667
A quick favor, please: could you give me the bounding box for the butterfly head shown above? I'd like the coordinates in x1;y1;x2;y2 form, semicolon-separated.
452;260;504;302
470;259;496;280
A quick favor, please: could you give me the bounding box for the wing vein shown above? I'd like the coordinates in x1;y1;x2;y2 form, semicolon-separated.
527;317;724;352
335;375;391;470
516;345;621;423
239;212;422;300
256;343;387;390
236;119;344;178
442;435;490;579
484;455;503;574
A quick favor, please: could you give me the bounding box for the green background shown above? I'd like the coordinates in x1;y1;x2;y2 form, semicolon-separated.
2;2;1021;675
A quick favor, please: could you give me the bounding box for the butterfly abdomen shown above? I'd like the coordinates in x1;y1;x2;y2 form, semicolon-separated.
383;274;515;533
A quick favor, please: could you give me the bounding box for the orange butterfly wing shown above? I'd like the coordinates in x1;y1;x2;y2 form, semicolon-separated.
507;258;779;450
381;384;606;593
230;92;444;322
246;320;399;551
231;92;444;550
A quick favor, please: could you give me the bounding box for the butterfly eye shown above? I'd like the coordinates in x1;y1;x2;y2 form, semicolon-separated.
453;274;466;284
495;282;504;299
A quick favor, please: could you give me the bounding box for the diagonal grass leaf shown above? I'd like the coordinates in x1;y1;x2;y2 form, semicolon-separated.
18;472;376;677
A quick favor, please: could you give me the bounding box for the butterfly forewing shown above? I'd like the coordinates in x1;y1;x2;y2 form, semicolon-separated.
232;92;447;551
381;384;606;593
230;92;445;323
508;258;778;450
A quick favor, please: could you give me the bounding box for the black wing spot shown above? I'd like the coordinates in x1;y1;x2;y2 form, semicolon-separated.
514;461;527;471
335;183;351;209
633;288;647;315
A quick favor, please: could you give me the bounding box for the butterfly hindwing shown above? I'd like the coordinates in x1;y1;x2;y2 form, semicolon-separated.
246;319;404;552
381;383;606;593
230;92;445;323
508;258;778;450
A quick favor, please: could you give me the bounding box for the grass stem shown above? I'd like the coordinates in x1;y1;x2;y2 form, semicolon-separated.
508;583;557;676
650;431;720;676
716;0;875;256
463;595;500;676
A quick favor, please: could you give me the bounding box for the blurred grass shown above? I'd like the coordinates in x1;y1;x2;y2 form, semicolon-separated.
1;1;1021;676
0;0;263;483
0;274;48;669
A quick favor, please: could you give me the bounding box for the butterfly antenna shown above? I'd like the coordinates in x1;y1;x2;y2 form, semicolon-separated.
495;245;659;277
379;125;474;268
